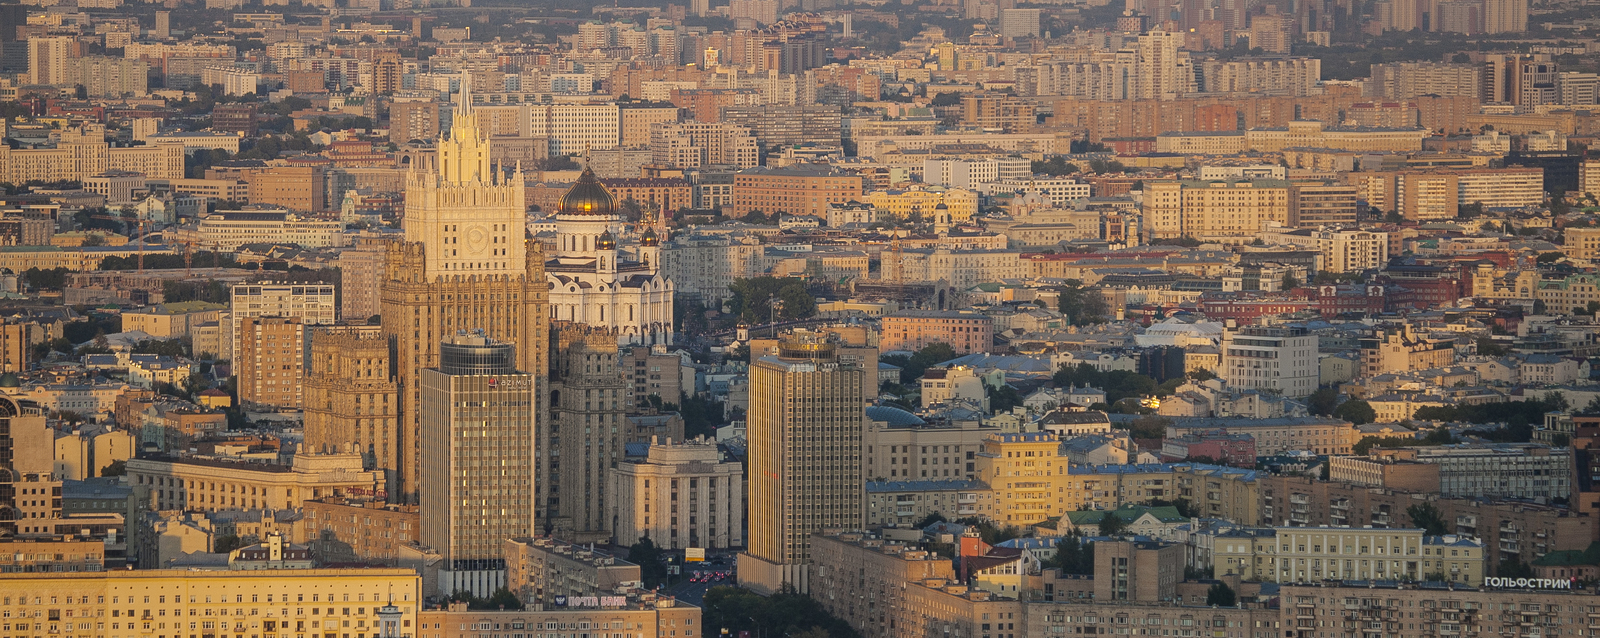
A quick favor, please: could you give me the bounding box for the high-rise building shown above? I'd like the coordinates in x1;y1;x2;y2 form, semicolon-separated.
421;332;537;597
738;334;865;595
1483;0;1527;33
998;8;1041;38
228;282;337;362
236;316;308;409
304;324;398;485
390;100;441;144
154;11;170;39
545;324;629;542
28;36;75;86
1131;30;1193;100
359;86;550;504
1248;13;1293;54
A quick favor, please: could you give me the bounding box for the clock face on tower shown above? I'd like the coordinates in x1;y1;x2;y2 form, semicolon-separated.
467;226;489;254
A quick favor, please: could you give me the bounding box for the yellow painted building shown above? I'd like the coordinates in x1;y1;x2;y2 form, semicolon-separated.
1144;180;1290;242
977;432;1260;526
863;186;978;223
0;568;419;638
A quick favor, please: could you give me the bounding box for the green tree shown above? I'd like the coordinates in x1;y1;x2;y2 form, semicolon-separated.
1497;558;1534;578
1282;272;1300;289
1538;251;1566;263
484;588;523;610
213;535;244;553
1097;512;1127;536
1307;387;1339;416
1058;279;1109;325
1049;530;1094;574
1332;399;1376;425
1031;156;1079;176
1476;337;1508;357
1206;582;1237;606
1407;502;1449;536
989;384;1023;412
727;276;816;323
915;512;947;528
882;342;959;383
100;459;127;476
626;538;671;587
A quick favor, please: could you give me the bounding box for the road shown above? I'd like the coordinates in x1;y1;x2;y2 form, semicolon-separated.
666;553;738;607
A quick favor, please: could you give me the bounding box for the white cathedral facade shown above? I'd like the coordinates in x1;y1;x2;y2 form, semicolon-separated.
545;165;675;346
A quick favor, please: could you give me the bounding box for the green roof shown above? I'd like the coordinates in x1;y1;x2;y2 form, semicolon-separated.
1063;505;1185;526
142;301;228;315
1531;542;1600;567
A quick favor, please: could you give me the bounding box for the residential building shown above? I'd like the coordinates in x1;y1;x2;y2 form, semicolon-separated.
1144;180;1290;243
1319;229;1389;273
181;210;348;251
419;601;699;638
1288;183;1361;227
1358;325;1455;377
739;334;866;595
1166;417;1355;455
1094;539;1184;602
229;282;336;362
126;452;380;511
1260;475;1592;567
650;121;760;169
864;479;994;527
297;498;419;565
1328;452;1442;491
810;530;1021;638
863;405;992;481
609;436;744;550
730;165;864;219
235;316;308;409
1221;326;1319;399
880;310;994;355
1213;526;1485;585
390;100;440;143
503;537;643;605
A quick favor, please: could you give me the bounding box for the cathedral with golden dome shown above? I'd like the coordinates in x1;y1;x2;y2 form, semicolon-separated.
546;163;674;345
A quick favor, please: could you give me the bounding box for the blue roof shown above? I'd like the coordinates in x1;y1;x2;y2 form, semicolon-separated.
866;405;926;426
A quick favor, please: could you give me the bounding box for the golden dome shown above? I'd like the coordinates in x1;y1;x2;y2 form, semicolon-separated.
559;166;616;216
597;229;616;250
641;227;659;246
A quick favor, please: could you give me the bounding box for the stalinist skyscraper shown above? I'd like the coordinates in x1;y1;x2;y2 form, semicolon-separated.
381;87;551;504
307;87;551;505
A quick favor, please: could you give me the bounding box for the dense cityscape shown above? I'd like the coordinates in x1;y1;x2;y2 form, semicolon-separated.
8;0;1600;635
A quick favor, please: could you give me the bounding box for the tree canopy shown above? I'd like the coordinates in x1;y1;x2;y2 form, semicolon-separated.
727;277;815;323
1058;279;1109;326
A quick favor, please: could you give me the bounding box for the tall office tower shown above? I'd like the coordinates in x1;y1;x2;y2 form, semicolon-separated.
304;325;398;485
421;332;537;597
545;324;629;542
691;0;709;15
1484;54;1553;105
372;85;550;504
737;334;865;595
154;11;170;39
1483;0;1526;33
27;36;74;86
